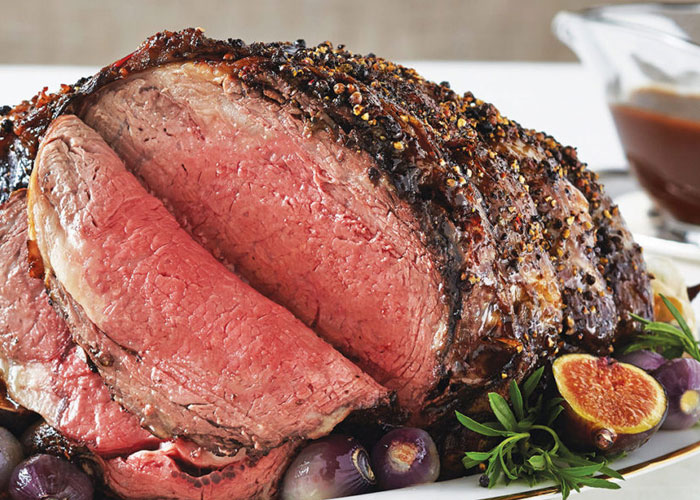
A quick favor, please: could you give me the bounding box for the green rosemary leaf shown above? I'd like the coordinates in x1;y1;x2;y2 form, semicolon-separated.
522;366;544;401
660;294;694;341
528;454;546;470
629;312;650;325
487;453;503;488
553;451;596;466
620;338;666;354
500;448;519;480
546;404;564;427
600;465;624;480
464;451;492;461
574;476;621;489
462;455;487;470
509;379;525;421
562;463;604;477
559;478;571;500
455;411;510;437
517;415;536;429
627;295;700;361
488;393;518;432
642;322;692;338
545;397;564;409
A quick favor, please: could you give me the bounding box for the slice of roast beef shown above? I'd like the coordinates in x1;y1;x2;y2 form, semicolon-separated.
0;190;294;498
28;114;388;454
101;440;294;500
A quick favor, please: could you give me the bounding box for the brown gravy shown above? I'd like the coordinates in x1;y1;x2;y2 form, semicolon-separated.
610;88;700;225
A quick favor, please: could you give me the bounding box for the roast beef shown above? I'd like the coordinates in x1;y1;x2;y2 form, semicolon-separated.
28;114;388;454
0;28;653;493
0;190;296;498
68;47;559;427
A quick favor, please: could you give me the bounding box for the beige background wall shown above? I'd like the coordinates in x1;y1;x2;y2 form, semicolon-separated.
2;0;687;65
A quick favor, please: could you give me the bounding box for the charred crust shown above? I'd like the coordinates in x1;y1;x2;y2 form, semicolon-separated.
23;420;90;459
534;135;653;339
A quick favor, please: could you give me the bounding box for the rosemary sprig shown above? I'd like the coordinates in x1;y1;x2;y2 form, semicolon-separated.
622;294;700;361
457;367;622;499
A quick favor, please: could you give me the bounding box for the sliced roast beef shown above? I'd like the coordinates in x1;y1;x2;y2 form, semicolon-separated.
75;61;458;416
0;191;69;365
1;190;293;498
67;47;559;426
28;114;388;454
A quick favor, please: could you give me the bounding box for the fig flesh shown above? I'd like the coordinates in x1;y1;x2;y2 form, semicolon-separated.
553;353;668;454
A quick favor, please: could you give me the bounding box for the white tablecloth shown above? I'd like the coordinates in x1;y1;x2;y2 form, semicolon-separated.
1;63;698;500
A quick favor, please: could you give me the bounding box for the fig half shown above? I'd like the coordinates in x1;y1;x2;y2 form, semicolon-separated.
553;353;668;454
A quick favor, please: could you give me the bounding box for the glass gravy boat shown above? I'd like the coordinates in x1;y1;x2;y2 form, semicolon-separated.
554;3;700;231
